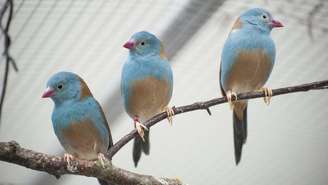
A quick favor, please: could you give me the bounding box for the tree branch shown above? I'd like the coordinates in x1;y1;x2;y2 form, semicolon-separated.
108;80;328;157
0;141;183;185
0;80;327;184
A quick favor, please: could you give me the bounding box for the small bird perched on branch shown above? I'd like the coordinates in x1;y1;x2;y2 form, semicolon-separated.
121;31;174;167
219;8;283;164
42;72;113;185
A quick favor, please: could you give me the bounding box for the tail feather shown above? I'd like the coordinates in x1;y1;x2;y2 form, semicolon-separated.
133;136;143;167
133;130;150;167
142;130;150;155
243;106;247;144
233;105;248;165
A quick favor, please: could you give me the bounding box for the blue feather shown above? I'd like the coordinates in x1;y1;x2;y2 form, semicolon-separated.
220;28;276;86
121;55;173;109
44;71;112;162
219;8;282;165
121;31;173;111
52;97;109;145
121;31;173;167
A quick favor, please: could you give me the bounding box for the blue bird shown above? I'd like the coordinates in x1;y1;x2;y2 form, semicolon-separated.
219;8;283;164
121;31;174;167
42;72;113;185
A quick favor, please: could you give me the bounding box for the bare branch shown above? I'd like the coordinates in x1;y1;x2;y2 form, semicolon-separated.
0;0;18;122
0;80;327;184
0;141;183;185
108;80;328;157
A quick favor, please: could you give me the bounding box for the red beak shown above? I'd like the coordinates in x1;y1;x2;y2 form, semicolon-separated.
270;19;283;28
123;40;135;49
42;87;55;98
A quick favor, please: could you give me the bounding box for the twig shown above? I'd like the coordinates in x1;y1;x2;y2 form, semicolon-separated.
307;0;325;40
0;0;16;70
0;141;183;185
0;0;17;122
108;80;328;157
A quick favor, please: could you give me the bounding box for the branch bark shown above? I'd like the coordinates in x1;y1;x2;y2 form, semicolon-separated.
108;80;328;157
0;80;327;185
0;141;183;185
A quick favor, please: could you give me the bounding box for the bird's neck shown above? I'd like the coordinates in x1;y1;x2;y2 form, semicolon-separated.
53;97;83;108
129;51;158;60
242;23;271;36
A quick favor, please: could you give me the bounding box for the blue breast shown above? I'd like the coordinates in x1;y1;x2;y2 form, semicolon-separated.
52;97;109;145
220;28;276;86
121;55;173;110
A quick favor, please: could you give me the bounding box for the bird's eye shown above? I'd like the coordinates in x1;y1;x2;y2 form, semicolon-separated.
140;42;145;46
262;15;267;19
57;84;63;90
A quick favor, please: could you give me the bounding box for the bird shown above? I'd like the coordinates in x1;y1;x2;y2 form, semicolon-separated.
42;71;113;185
219;8;283;165
121;31;174;167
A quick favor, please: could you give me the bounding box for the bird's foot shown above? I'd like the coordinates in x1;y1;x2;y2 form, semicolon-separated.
64;153;77;172
165;106;175;126
134;116;148;142
261;87;273;105
226;90;238;109
97;153;108;168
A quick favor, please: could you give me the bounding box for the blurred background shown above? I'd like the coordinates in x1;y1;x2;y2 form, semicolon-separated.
0;0;327;184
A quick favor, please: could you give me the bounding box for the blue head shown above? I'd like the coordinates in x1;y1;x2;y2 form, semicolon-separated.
239;8;283;34
42;72;92;105
123;31;162;57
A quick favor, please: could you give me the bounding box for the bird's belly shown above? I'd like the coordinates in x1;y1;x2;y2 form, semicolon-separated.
126;76;171;122
59;120;107;160
225;50;273;93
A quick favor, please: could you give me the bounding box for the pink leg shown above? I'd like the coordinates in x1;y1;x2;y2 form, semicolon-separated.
63;153;77;172
133;116;148;142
